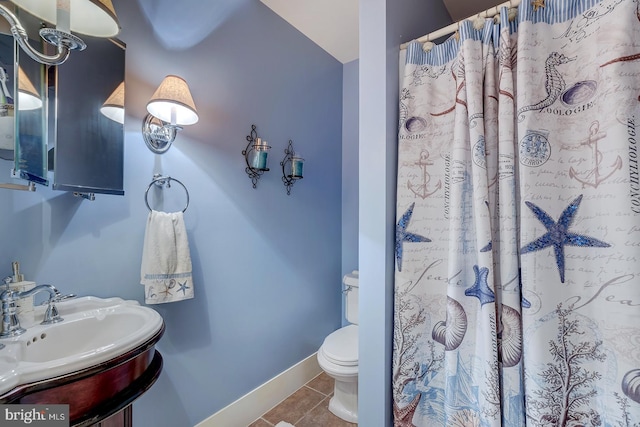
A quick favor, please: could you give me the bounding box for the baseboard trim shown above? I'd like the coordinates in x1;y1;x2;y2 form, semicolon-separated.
195;353;322;427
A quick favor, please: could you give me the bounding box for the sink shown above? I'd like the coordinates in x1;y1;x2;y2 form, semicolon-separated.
0;296;164;396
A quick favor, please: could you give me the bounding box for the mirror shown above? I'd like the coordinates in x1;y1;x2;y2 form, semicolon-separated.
0;11;47;186
0;33;15;161
51;36;125;196
16;41;47;185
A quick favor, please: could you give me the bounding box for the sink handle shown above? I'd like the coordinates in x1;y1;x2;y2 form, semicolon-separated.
41;298;63;325
38;293;77;306
54;293;77;302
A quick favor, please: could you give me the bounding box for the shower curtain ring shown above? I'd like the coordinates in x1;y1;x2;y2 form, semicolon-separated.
422;41;435;52
473;14;485;30
422;35;434;52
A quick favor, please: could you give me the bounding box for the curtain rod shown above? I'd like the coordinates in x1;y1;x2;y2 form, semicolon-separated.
400;0;522;50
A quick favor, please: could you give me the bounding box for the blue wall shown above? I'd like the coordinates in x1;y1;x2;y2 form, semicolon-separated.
342;59;358;283
358;0;451;425
0;0;344;425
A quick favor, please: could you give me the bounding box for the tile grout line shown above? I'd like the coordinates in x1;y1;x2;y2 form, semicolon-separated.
253;373;339;427
305;373;333;396
304;383;332;397
293;386;331;425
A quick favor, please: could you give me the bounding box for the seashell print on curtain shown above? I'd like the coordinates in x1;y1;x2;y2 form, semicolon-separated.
393;0;640;425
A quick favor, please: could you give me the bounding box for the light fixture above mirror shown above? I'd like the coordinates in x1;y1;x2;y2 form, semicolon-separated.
142;75;198;154
0;0;120;66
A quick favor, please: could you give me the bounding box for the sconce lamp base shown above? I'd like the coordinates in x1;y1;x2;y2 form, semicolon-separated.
142;114;179;154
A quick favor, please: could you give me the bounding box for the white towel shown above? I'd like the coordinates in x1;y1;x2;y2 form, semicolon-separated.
141;210;194;304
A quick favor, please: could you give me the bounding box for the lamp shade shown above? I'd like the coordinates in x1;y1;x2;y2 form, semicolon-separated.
10;0;120;37
100;81;124;124
146;75;198;126
17;67;42;111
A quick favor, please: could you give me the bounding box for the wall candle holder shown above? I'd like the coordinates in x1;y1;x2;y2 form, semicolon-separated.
242;124;271;188
280;140;304;195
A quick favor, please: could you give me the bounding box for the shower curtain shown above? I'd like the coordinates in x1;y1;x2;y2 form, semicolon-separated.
393;0;640;425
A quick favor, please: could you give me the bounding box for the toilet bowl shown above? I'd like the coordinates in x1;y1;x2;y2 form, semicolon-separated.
318;324;358;422
317;271;359;423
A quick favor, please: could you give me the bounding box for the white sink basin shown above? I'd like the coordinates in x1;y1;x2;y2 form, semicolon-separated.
0;296;163;396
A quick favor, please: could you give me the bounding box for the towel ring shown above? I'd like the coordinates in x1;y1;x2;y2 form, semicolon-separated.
145;175;190;213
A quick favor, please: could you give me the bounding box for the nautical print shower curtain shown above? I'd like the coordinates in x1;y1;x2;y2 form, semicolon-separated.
393;0;640;425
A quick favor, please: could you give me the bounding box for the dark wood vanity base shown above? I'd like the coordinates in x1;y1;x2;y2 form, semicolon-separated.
0;325;164;427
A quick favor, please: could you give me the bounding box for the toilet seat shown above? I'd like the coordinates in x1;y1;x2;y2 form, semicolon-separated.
320;324;358;367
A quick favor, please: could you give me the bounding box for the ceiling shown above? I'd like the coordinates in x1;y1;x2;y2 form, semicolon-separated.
260;0;358;64
260;0;505;64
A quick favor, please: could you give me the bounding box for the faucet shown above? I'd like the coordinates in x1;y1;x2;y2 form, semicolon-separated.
0;284;64;338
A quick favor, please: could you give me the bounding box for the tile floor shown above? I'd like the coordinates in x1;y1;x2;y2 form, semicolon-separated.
248;372;357;427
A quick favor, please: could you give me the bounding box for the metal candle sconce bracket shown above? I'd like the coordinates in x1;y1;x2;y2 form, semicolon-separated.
243;124;271;188
280;140;304;195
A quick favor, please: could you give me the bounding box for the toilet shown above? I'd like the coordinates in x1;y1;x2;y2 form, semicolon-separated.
317;270;359;423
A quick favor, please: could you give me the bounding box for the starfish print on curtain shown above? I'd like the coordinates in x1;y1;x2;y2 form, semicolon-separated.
395;202;431;272
519;195;610;283
464;265;495;306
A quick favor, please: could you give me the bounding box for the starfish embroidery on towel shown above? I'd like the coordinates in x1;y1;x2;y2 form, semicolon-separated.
178;280;190;295
159;284;173;298
395;203;431;272
520;195;610;283
465;265;495;306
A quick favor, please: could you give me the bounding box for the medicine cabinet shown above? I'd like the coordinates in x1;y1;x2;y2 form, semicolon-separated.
51;35;125;196
0;8;125;197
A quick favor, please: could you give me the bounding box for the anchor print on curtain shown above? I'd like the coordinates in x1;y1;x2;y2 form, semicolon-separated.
393;0;640;425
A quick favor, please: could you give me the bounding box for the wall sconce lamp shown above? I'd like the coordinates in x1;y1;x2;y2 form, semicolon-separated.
142;75;198;154
242;124;270;188
1;0;120;66
100;81;124;124
280;139;303;195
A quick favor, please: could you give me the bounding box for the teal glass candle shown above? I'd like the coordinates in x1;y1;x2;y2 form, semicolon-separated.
253;149;268;170
291;156;304;177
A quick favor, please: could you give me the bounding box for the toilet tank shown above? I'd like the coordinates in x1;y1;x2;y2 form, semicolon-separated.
344;270;359;324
